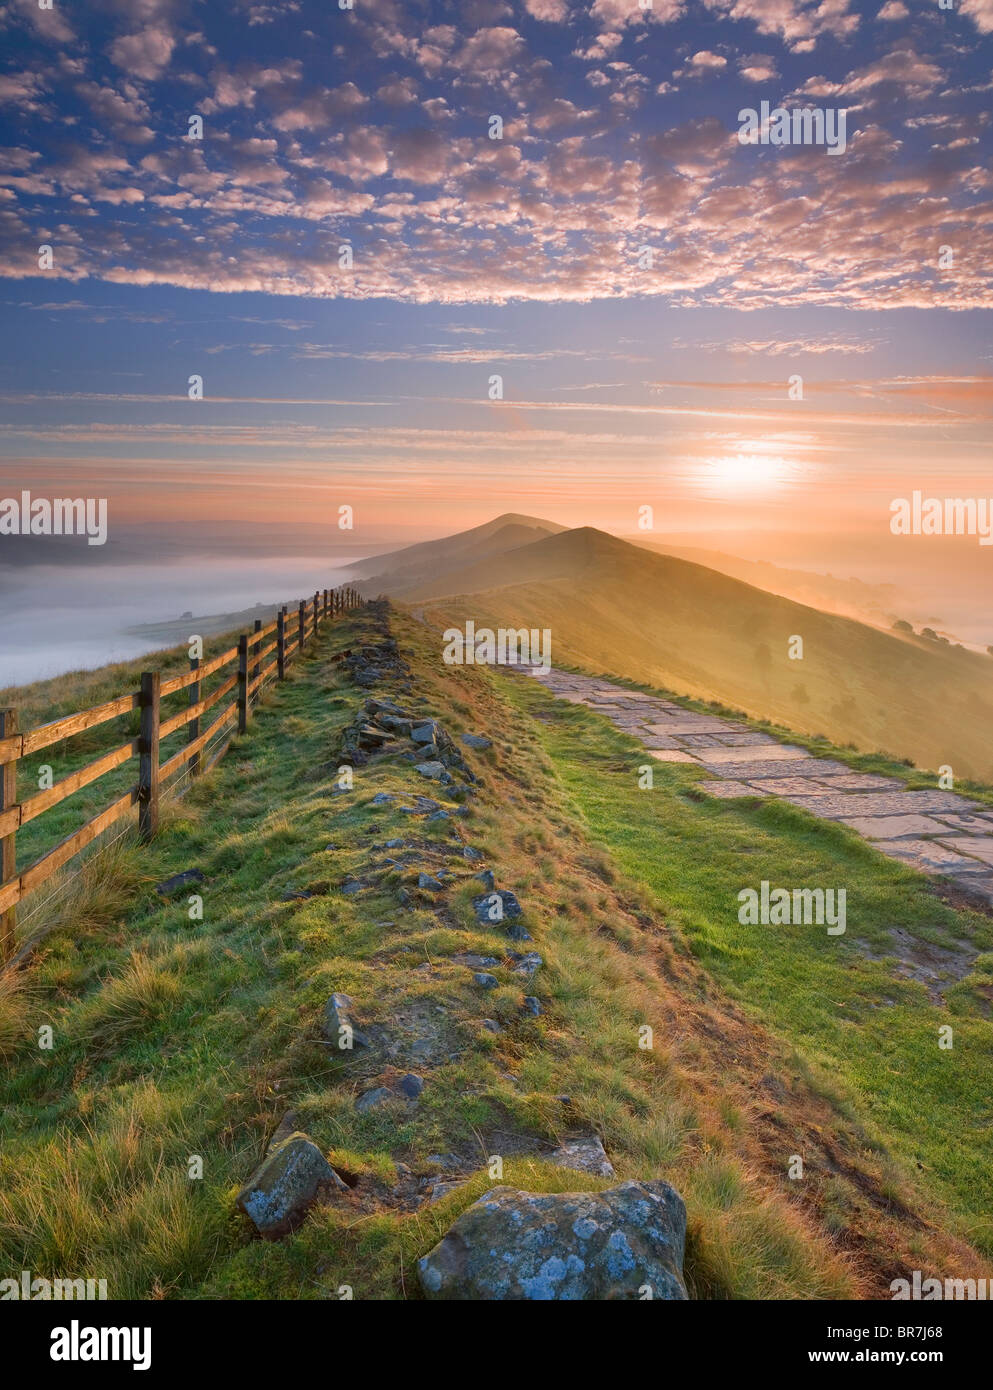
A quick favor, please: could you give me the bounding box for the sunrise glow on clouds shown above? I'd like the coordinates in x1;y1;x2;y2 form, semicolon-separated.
0;0;990;551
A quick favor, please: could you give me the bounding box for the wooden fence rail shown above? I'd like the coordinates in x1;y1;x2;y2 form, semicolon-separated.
0;585;361;961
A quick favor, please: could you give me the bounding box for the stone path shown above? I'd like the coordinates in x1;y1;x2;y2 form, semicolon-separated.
517;667;993;910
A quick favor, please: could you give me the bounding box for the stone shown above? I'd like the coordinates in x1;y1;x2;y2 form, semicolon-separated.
417;1180;687;1300
412;720;440;744
418;872;445;891
236;1133;346;1238
509;951;542;976
385;838;404;848
873;839;989;875
472;889;523;924
647;750;697;763
355;1087;396;1113
475;869;496;891
839;814;950;840
281;889;312;901
522;996;541;1016
462;847;484;861
321;992;370;1051
482;1019;502;1032
371;792;395;805
461;733;492;751
415;760;447;780
548;1135;615;1178
507;922;533;942
474;972;500;989
154;868;204;895
937;836;993;867
397;1073;424;1099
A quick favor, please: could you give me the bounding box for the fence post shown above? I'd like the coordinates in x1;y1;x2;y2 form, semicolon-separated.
0;709;18;962
313;592;319;637
237;634;249;734
277;606;286;680
298;599;305;653
188;653;202;779
138;672;161;841
251;618;262;703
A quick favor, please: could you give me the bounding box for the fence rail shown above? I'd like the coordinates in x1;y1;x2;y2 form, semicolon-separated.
0;585;360;961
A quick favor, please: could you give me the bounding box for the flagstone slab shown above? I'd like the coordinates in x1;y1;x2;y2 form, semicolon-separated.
946;874;993;906
784;790;978;820
937;837;993;867
699;780;758;798
696;743;811;765
873;840;991;875
711;733;779;747
644;719;737;734
839;814;950;840
647;749;699;763
934;813;993;833
704;758;842;781
806;772;904;792
747;776;856;796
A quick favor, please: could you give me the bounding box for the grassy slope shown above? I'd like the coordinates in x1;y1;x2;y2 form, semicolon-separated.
411;527;993;782
499;670;993;1253
0;607;989;1300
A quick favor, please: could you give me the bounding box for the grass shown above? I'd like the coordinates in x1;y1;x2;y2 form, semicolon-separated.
0;605;988;1300
500;668;993;1256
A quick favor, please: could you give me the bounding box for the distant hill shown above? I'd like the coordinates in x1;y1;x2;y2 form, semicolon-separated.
406;525;993;781
353;513;567;597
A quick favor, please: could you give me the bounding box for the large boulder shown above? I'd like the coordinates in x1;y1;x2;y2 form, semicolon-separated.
418;1180;687;1301
236;1133;346;1238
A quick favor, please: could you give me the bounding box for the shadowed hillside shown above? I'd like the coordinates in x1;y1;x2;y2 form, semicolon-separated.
353;513;567;597
403;526;993;782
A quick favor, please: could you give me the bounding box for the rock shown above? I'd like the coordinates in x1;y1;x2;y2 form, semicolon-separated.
340;876;365;896
461;733;492;751
427;810;450;822
475;869;496;891
522;996;541;1017
385;838;404;848
397;1073;424;1099
472;890;523;925
482;1019;502;1032
371;792;395;805
428;1179;466;1203
236;1133;346;1238
508;923;533;942
415;761;447;780
474;972;500;989
265;1111;299;1154
411;720;440;745
453;952;500;969
154;868;204;895
510;951;542;976
418;1181;687;1300
549;1136;615;1178
355;1086;396;1114
462;847;484;861
418;873;444;891
321;992;370;1051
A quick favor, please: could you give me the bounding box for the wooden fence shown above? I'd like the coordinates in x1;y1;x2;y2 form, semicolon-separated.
0;585;361;962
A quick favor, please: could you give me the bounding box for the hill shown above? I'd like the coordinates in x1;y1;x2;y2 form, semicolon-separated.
353;512;567;597
406;526;993;781
2;602;991;1299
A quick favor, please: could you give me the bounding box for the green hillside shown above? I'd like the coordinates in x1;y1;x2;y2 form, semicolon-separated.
412;527;993;782
3;605;990;1298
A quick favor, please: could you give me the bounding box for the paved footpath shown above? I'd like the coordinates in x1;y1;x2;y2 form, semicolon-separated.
517;666;993;909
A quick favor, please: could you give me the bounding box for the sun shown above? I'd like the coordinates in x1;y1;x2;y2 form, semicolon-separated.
701;453;794;493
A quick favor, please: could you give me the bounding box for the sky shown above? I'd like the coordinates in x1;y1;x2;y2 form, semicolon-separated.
0;0;991;669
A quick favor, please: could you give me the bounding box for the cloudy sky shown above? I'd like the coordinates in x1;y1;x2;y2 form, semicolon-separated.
0;0;991;569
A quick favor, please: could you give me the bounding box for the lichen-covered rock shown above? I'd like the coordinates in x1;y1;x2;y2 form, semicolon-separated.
418;1181;687;1300
236;1133;346;1238
472;889;523;924
461;733;492;751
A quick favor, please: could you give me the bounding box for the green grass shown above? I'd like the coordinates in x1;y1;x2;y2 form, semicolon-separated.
500;670;993;1255
1;605;989;1301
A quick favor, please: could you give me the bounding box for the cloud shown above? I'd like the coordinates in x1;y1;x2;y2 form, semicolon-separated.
109;25;177;81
